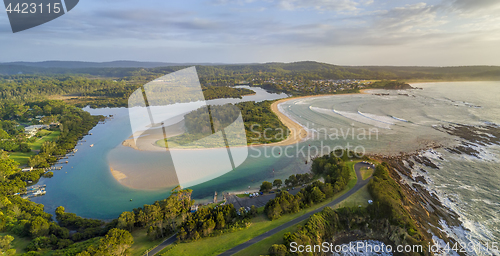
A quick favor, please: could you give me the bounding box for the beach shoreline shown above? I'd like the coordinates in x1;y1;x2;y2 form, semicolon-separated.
121;89;373;152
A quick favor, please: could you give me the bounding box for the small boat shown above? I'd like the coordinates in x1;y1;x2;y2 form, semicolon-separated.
90;144;94;147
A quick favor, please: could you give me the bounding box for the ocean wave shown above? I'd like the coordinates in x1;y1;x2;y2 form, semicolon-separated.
391;115;409;122
357;111;396;125
406;148;500;256
309;106;392;129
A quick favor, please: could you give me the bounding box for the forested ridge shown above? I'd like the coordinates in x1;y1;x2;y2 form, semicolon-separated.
2;61;499;108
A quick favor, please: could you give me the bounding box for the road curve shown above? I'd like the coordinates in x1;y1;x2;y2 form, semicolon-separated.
148;162;372;256
218;162;372;256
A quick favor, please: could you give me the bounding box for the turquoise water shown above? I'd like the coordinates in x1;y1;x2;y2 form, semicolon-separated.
31;86;296;219
32;82;500;254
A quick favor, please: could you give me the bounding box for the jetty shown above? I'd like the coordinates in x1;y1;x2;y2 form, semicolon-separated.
15;185;47;199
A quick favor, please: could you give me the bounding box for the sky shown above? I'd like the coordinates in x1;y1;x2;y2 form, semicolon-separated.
1;0;500;66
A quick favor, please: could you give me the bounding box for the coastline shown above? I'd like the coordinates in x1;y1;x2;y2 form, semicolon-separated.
121;89;372;152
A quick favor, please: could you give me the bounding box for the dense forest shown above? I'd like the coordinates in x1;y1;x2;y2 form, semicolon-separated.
0;75;255;108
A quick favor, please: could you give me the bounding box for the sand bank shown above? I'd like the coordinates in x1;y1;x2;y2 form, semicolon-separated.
110;168;127;181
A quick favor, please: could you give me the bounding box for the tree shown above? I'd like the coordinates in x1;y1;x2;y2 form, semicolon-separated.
267;202;282;220
215;212;225;230
269;244;287;256
0;152;19;181
117;211;135;232
78;228;134;256
260;181;273;192
310;187;325;203
29;216;50;237
273;179;282;189
285;174;297;187
0;235;15;255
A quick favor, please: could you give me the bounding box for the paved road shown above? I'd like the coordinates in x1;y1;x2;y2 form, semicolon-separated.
146;162;373;256
144;234;177;256
218;162;372;256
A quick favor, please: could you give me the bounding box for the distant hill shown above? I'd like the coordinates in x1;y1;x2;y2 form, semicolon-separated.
0;61;499;81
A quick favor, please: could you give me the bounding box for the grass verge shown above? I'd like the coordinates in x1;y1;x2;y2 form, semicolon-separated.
360;167;374;180
0;232;31;255
129;228;167;256
233;221;305;256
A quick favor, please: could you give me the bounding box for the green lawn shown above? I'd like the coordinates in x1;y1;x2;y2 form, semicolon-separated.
0;232;31;255
334;184;373;209
8;130;60;167
129;228;166;256
31;130;61;151
9;151;36;167
233;221;305;256
345;160;360;190
360;167;374;180
158;171;359;256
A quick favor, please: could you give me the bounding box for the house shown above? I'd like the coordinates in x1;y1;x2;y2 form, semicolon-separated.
49;122;60;129
190;205;199;213
24;124;50;138
22;167;33;172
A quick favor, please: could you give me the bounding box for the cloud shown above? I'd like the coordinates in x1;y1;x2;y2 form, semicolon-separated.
275;0;360;11
1;0;499;65
448;0;500;12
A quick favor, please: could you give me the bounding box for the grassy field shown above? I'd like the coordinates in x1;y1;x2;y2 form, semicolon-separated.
31;130;61;151
8;130;60;166
345;160;360;190
360;167;374;180
9;151;36;167
0;232;31;255
233;221;305;256
129;228;166;256
157;162;360;256
334;184;373;209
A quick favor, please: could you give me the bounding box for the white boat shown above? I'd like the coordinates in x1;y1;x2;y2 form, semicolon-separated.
90;144;94;147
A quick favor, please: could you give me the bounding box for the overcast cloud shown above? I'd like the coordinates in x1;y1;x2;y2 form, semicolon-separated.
0;0;499;65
